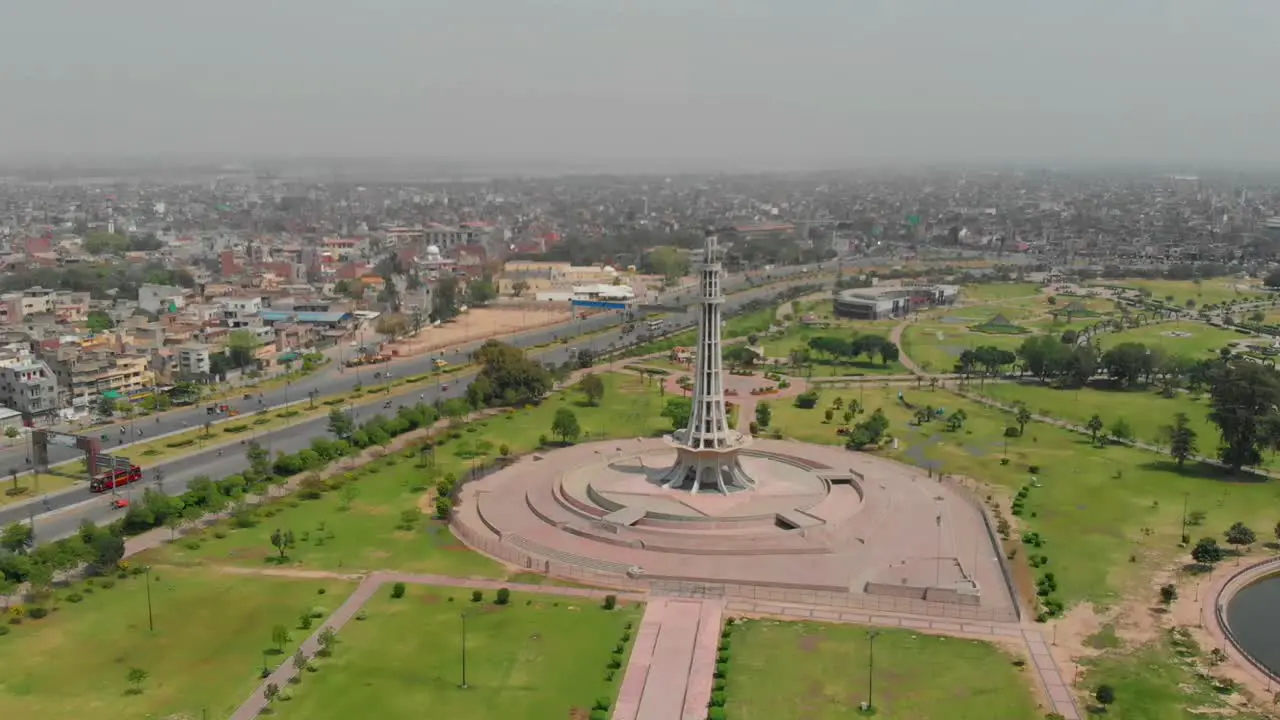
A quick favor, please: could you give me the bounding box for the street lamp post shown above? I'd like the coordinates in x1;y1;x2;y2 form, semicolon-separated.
459;612;469;689
865;630;880;713
1180;492;1189;543
144;565;154;632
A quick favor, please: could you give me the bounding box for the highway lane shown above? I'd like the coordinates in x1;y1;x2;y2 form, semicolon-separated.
0;263;820;474
7;267;826;541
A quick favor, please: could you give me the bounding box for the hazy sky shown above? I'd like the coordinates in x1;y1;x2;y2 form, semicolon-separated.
2;0;1278;170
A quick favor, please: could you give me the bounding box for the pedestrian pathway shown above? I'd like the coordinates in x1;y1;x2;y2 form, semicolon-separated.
613;598;724;720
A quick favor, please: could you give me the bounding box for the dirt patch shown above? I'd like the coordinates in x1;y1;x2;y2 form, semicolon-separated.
356;503;389;516
796;633;823;653
568;707;589;720
415;489;438;515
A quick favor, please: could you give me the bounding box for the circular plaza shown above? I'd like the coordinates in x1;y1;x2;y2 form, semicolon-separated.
451;436;1017;619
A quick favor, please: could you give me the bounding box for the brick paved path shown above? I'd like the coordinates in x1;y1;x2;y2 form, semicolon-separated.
613;598;724;720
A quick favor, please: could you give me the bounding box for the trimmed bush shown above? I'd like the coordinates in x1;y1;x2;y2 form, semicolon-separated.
707;708;727;720
100;579;116;589
602;594;617;610
709;691;726;707
495;588;511;605
712;678;726;692
608;653;623;670
714;662;728;679
391;582;406;599
27;607;48;620
593;697;612;711
0;625;9;635
470;590;483;603
65;593;84;604
589;710;608;720
717;651;730;663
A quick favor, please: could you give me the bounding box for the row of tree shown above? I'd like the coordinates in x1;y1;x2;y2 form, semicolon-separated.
804;333;900;366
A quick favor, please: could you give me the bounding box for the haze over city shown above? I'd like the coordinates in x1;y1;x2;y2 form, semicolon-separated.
3;0;1279;172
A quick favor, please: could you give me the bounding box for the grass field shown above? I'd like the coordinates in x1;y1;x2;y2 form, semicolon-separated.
727;618;1041;720
960;283;1043;302
0;567;350;720
1096;321;1247;358
899;322;1028;374
138;374;669;575
271;584;641;720
1091;278;1266;308
769;383;1280;609
0;473;76;507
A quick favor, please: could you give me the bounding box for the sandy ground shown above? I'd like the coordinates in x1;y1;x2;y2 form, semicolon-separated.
1042;552;1280;716
387;306;574;357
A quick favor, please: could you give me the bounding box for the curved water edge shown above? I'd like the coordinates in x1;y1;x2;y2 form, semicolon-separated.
1225;571;1280;678
1217;558;1280;683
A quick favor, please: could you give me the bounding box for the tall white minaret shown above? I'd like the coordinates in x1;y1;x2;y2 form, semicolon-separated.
661;230;755;494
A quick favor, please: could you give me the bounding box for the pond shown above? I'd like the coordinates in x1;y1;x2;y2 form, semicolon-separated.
1226;574;1280;676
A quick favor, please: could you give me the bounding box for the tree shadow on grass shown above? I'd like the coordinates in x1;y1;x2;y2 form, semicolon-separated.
1138;459;1268;484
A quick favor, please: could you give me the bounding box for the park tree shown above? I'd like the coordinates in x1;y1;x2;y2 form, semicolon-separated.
1191;537;1225;567
226;329;261;369
946;409;967;432
0;522;33;554
1161;413;1198;468
661;397;692;431
374;312;410;340
1014;403;1032;435
431;276;461;322
86;310;114;333
756;402;772;428
1109;418;1134;443
645;246;691;285
269;528;296;561
263;682;280;706
511;279;530;297
317;627;338;657
1225;521;1257;555
467;340;552;407
1086;414;1105;445
579;373;605;406
723;344;759;370
292;649;309;675
88;532;126;574
1159;583;1178;607
1265;270;1280;289
467;276;498;306
271;624;292;653
551;408;581;444
126;667;149;695
1101;341;1154;387
327;409;355;440
1208;360;1280;470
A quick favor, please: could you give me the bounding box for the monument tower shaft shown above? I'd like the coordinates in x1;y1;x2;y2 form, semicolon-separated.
685;234;733;448
661;231;756;494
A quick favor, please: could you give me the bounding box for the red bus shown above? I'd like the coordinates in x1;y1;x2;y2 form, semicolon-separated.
90;465;143;493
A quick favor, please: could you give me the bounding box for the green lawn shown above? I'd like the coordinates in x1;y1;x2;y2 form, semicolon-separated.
138;373;670;575
767;383;1280;609
0;567;352;720
1096;321;1246;358
0;473;77;507
977;383;1217;450
727;618;1041;720
271;584;641;720
899;322;1028;374
960;283;1043;302
1090;278;1266;308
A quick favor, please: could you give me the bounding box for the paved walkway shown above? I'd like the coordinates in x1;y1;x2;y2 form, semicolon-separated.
727;598;1081;719
614;598;724;720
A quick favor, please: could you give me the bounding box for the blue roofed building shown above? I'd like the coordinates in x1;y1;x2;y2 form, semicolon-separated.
260;310;353;329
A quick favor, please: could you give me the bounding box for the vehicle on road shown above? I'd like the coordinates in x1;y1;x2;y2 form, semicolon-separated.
432;358;448;369
110;498;129;510
90;464;143;493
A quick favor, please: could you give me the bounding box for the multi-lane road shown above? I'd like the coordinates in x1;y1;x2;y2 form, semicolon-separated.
4;264;827;543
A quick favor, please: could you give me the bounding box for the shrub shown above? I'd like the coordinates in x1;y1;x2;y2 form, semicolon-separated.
0;625;9;636
309;607;326;619
27;607;48;620
222;423;250;434
717;650;730;663
589;710;608;720
65;593;84;604
718;639;730;652
709;690;727;707
495;588;510;605
593;697;612;711
355;610;368;621
712;678;726;692
391;582;406;599
213;529;228;539
714;662;728;679
100;579;116;589
602;594;617;610
608;653;623;669
707;708;727;720
316;587;327;595
471;590;483;603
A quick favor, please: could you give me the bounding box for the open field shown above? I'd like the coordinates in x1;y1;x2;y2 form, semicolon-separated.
959;282;1043;302
272;583;641;720
138;374;669;575
899;322;1028;374
1096;321;1247;358
1088;278;1266;308
727;618;1041;719
0;567;349;720
389;306;574;356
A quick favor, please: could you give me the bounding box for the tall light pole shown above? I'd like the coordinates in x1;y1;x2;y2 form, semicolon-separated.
1180;491;1189;543
459;612;469;689
144;565;155;632
865;630;880;713
935;512;943;586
